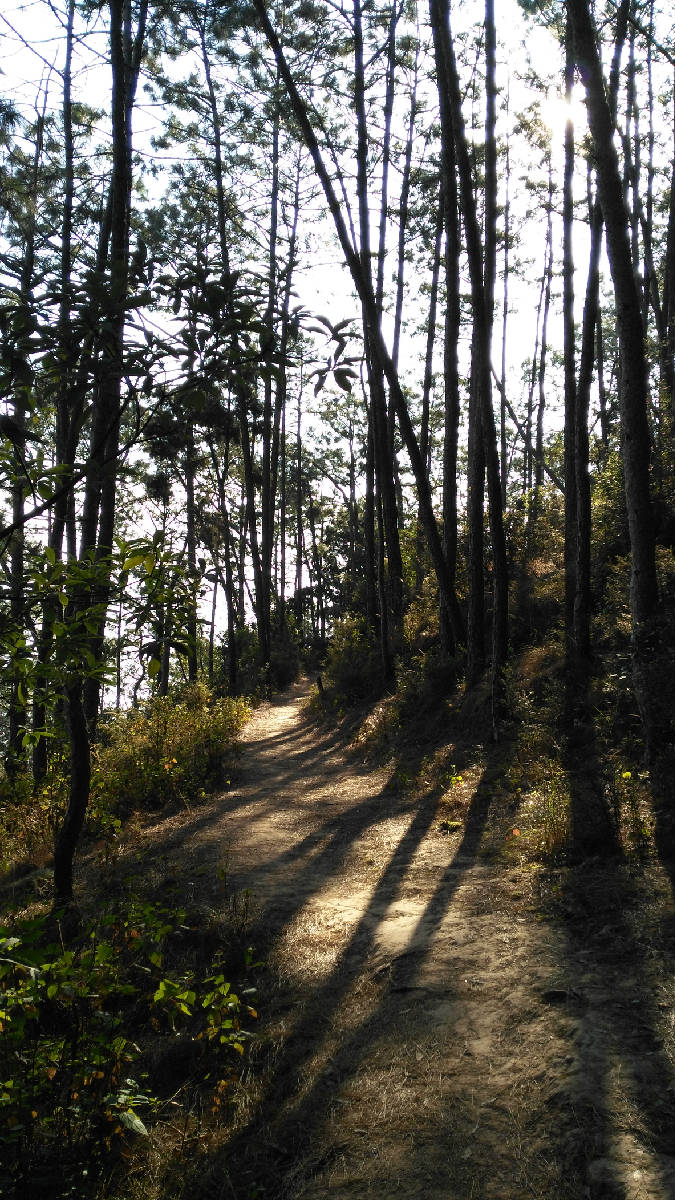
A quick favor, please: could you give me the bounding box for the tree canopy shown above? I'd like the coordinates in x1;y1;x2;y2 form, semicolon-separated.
0;0;673;897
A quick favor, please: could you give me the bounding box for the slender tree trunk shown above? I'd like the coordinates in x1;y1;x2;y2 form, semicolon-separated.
562;14;578;668
53;683;90;905
568;0;660;754
431;0;508;695
663;122;675;441
500;92;511;510
533;157;554;521
573;168;604;665
307;491;325;645
354;0;403;655
417;195;442;593
185;439;199;681
55;0;148;903
159;601;173;697
6;105;47;777
260;76;281;665
223;506;238;694
32;6;74;779
254;0;464;647
274;155;301;631
200;10;268;667
295;390;304;640
280;396;287;617
466;356;486;686
441;161;461;658
81;0;147;734
364;410;377;634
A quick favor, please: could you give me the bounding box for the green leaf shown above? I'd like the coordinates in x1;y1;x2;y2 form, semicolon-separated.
148;657;161;679
334;368;356;393
119;1109;149;1137
122;553;146;572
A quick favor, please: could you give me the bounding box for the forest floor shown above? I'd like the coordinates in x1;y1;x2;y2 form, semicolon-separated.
111;674;673;1200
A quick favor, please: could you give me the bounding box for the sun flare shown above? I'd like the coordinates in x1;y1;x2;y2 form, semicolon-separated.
541;88;588;139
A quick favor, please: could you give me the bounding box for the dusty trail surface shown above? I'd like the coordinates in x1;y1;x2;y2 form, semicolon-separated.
143;678;674;1200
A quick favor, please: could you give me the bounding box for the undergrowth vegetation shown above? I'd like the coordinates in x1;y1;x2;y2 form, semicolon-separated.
0;895;257;1200
0;684;255;1199
0;686;249;878
316;482;674;875
91;685;249;823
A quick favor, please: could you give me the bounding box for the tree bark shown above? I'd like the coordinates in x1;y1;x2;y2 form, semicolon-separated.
563;13;578;664
568;0;660;754
253;0;464;649
430;0;508;699
55;0;148;902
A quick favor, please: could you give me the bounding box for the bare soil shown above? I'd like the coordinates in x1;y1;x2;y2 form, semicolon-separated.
128;677;674;1200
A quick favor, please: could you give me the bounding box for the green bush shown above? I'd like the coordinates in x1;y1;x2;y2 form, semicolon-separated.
325;615;381;701
90;686;249;824
0;900;256;1198
0;763;67;879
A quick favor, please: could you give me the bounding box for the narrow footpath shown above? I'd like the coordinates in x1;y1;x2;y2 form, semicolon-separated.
141;677;675;1200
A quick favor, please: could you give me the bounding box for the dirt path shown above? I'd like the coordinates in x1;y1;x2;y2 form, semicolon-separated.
141;678;674;1200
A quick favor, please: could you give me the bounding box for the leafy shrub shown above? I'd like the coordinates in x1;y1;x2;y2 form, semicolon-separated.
0;763;67;880
324;615;381;701
0;900;257;1199
399;653;461;724
402;573;440;654
90;686;249;824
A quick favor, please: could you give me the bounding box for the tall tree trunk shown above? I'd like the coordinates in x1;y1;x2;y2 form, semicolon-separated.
55;0;148;903
185;438;199;682
430;0;508;698
500;90;511;510
433;9;463;658
533;156;554;522
260;75;281;665
354;0;403;659
295;390;304;640
663;122;675;444
254;0;464;648
568;0;660;754
364;411;378;634
6;110;43;776
416;195;442;593
563;13;578;665
573;169;604;665
466;356;486;686
441;162;461;658
199;9;268;667
81;0;148;734
274;155;301;631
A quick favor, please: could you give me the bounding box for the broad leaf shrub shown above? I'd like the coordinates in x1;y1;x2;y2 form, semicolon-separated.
89;684;249;824
0;899;257;1199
